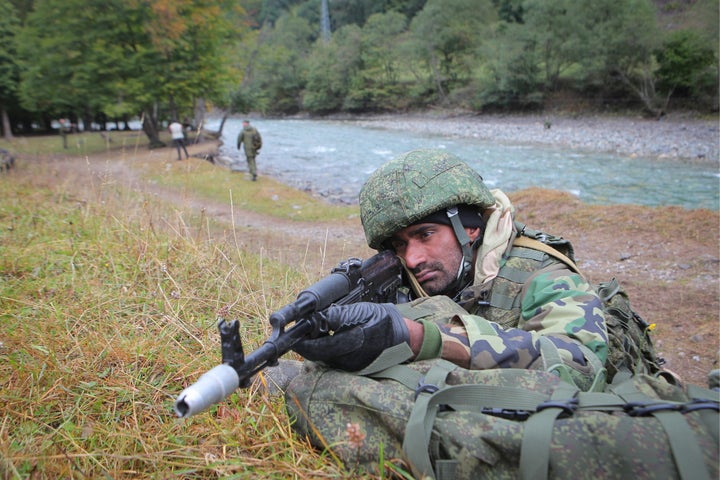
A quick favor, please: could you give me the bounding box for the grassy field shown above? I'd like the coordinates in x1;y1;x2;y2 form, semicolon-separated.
0;134;399;478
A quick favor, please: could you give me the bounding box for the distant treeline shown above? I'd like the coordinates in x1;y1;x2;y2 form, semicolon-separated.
0;0;717;143
240;0;718;117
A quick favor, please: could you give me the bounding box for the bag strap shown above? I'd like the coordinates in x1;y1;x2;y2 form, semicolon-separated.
519;381;579;480
355;343;415;376
512;235;583;276
398;363;562;480
402;360;456;479
686;383;720;444
611;379;715;480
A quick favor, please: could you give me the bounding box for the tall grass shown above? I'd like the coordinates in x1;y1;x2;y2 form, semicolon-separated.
0;141;391;478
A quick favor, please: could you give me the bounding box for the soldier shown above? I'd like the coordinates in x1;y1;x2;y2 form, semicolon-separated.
236;119;262;181
284;149;608;390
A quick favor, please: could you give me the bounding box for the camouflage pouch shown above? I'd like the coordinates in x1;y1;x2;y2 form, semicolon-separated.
597;278;666;383
286;359;718;480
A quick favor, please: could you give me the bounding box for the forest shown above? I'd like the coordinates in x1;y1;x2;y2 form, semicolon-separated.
0;0;717;144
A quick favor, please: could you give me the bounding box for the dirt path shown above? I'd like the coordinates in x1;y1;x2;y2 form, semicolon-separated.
35;139;720;388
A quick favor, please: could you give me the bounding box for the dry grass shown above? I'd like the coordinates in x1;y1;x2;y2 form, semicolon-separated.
0;139;393;479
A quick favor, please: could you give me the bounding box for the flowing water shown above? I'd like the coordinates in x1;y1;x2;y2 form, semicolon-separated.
208;118;719;210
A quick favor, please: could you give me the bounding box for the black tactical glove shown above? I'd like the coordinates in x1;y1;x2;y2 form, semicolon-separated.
292;302;409;372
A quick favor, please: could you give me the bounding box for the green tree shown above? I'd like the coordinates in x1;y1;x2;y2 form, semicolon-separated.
409;0;496;102
343;11;406;111
303;24;362;113
656;29;717;102
17;0;242;144
518;0;594;89
0;1;20;139
477;24;544;110
587;0;664;115
247;11;314;113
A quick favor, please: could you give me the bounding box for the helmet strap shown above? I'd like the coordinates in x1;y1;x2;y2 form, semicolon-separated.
446;207;475;290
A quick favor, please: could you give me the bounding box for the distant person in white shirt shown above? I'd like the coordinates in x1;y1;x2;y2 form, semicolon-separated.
169;120;189;160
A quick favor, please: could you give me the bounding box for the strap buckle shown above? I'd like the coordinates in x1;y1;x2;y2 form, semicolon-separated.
414;379;439;400
682;399;720;413
624;401;682;416
535;398;579;417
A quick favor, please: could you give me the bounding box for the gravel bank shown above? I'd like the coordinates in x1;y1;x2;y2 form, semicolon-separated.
351;113;719;163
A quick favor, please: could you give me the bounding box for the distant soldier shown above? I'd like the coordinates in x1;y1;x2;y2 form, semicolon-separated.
59;119;69;149
236;120;262;181
169;120;189;160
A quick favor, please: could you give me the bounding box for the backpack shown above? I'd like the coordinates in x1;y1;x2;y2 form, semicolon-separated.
597;278;667;383
251;129;262;152
285;355;719;480
513;224;666;384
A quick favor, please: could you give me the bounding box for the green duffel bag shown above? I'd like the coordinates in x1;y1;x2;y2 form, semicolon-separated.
286;354;719;480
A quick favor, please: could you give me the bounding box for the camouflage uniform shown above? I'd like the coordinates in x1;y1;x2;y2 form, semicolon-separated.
278;151;712;479
236;122;260;180
359;149;608;388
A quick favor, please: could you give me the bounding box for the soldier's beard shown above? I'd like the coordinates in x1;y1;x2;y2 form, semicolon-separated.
412;259;462;297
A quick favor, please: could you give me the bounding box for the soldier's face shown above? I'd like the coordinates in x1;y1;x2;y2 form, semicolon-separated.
390;223;464;296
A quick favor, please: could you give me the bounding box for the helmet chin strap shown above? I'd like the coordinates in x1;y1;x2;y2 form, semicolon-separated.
446;207;475;295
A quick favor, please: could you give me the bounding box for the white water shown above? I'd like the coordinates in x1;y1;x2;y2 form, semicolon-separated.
208;118;719;210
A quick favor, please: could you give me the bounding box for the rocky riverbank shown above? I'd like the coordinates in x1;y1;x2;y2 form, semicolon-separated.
349;113;719;163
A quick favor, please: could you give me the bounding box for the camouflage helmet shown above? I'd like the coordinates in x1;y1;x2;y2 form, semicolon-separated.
359;149;496;250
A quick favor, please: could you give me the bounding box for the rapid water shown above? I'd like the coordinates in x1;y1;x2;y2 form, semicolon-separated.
208;118;719;210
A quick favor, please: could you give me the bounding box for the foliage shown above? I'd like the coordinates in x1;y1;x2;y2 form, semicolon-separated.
303;26;362;113
246;11;315;113
656;29;717;98
409;0;496;101
242;0;718;115
2;0;718;129
15;0;244;143
0;1;20;139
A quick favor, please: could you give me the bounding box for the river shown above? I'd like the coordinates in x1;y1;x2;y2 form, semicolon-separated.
207;118;719;210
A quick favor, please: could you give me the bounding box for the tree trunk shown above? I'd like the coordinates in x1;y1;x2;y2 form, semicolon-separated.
1;106;13;140
615;67;668;118
193;98;206;130
141;109;165;148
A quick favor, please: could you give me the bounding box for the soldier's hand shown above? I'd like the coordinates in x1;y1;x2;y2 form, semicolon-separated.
292;303;409;371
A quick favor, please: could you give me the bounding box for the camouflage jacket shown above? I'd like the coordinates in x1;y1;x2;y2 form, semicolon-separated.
236;126;259;156
396;190;608;389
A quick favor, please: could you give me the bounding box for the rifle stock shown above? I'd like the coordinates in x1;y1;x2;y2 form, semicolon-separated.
174;250;402;418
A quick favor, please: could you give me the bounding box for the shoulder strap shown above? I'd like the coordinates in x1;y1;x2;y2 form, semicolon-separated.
512;235;583;276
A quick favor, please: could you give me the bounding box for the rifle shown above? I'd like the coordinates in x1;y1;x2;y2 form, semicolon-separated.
174;250;403;418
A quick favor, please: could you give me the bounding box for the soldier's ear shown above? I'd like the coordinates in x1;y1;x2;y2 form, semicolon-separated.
465;227;482;242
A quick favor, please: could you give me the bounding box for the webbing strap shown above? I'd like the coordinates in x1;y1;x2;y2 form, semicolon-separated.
403;361;457;479
369;364;423;390
512;235;582;276
686;384;720;444
381;361;717;480
507;246;549;263
402;367;555;480
355;342;414;376
519;382;579;480
487;290;519;310
611;380;712;480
